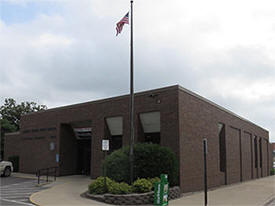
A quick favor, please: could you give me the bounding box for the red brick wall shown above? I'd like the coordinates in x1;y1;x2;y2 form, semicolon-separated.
4;85;271;193
226;127;241;184
4;131;58;174
4;133;21;161
4;86;179;178
59;124;77;175
242;131;253;181
178;87;270;193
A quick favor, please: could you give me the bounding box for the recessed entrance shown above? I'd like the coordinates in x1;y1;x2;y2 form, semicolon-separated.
59;120;92;176
76;139;91;175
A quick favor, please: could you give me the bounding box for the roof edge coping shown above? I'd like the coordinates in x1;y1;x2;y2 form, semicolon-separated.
5;132;20;136
178;85;269;133
24;85;179;116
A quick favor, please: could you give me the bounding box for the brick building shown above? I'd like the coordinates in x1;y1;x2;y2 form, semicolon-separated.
272;143;275;168
4;85;273;193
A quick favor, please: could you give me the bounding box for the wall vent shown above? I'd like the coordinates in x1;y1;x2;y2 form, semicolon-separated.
73;128;92;140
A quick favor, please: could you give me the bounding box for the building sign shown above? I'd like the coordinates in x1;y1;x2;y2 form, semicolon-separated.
56;154;59;163
102;140;109;151
50;142;55;151
154;174;169;206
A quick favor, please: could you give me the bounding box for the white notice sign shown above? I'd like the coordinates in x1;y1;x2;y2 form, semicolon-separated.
102;140;109;151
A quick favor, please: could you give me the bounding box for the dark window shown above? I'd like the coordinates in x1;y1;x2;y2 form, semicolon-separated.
110;135;122;152
144;132;160;144
218;123;226;172
259;138;262;168
105;116;123;153
139;112;160;144
254;137;258;168
48;127;56;131
40;128;47;132
32;129;39;132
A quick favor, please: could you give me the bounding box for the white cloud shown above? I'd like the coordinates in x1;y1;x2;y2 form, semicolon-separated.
31;33;73;48
0;0;275;141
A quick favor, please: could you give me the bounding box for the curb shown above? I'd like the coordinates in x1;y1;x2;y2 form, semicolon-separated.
29;192;42;206
36;181;53;187
263;195;275;206
29;181;68;206
12;173;38;180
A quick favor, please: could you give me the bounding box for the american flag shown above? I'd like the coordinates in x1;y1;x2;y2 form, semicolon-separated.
116;12;129;36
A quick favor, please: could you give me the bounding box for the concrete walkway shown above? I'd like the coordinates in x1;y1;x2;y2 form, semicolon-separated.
30;175;110;206
170;175;275;206
27;174;274;206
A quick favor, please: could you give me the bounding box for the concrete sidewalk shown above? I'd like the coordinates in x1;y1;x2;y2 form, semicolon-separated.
30;175;110;206
29;174;275;206
170;175;275;206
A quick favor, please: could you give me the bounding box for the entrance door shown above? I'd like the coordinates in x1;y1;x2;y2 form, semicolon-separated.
77;139;91;175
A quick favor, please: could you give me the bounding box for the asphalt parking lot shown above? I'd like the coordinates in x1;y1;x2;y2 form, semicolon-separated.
0;176;44;206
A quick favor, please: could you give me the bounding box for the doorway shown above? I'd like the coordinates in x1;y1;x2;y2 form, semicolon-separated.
59;121;92;176
76;139;91;175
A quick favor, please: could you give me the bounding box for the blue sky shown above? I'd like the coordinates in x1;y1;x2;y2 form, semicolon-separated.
0;0;274;142
0;1;62;24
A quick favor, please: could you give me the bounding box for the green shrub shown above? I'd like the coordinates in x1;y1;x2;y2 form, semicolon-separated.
108;182;121;194
88;176;113;194
148;177;160;190
118;182;133;194
270;168;275;175
119;182;133;194
88;177;132;194
132;178;153;193
103;148;130;183
103;143;179;186
108;182;132;194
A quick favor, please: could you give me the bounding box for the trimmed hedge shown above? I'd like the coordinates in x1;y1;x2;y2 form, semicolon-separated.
109;182;133;194
89;176;164;195
103;148;130;183
88;177;113;194
89;177;132;195
103;143;178;186
148;177;160;189
132;178;152;193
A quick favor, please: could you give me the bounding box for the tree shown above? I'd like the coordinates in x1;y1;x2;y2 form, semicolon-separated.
0;119;17;159
0;98;47;158
0;98;47;130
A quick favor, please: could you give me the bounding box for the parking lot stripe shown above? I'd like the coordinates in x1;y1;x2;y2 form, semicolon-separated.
0;178;47;206
3;190;40;191
1;192;34;194
1;198;34;206
2;195;34;198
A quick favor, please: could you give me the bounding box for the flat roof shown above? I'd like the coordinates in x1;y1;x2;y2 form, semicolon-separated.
23;84;268;133
178;85;268;133
24;85;178;116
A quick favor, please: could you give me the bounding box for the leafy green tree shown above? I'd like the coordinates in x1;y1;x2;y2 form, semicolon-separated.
0;98;47;158
0;98;47;130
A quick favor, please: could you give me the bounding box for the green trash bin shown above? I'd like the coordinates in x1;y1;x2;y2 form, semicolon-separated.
154;174;169;206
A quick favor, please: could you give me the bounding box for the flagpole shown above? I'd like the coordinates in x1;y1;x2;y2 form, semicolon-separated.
129;0;134;184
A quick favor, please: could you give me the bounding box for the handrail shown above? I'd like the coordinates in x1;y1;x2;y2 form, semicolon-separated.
36;166;58;184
